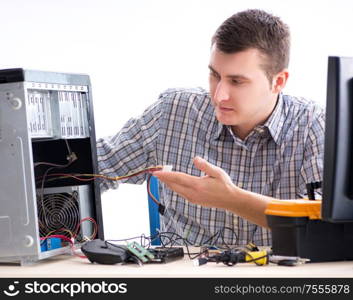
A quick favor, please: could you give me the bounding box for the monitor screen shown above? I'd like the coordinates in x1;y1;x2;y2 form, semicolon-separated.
322;56;353;222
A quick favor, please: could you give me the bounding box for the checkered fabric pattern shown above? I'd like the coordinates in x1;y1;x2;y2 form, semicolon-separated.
97;87;325;246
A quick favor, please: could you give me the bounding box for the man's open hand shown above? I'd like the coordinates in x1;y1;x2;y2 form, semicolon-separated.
152;156;237;209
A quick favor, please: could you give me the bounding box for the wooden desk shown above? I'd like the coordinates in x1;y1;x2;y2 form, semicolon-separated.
1;252;353;278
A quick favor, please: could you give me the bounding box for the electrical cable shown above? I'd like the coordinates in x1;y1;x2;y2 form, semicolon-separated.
73;217;98;241
38;140;77;228
40;216;99;259
94;227;274;267
147;175;165;215
102;229;245;263
35;166;166;185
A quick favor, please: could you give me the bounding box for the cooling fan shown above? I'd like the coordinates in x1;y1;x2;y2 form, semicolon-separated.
37;190;80;238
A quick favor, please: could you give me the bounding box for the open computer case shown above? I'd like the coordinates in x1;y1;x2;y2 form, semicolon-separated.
0;69;104;265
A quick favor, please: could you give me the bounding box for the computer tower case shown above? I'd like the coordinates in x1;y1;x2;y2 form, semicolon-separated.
0;69;104;265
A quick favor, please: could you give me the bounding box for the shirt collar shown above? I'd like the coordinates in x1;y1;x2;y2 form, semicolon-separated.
213;116;224;139
262;93;285;145
212;93;286;145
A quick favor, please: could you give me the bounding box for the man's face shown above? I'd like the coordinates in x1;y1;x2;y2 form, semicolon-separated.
209;46;278;136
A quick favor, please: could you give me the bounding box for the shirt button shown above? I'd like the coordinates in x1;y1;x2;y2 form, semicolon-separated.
255;127;265;134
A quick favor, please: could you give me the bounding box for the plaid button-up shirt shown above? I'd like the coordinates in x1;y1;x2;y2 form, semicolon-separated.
97;87;325;246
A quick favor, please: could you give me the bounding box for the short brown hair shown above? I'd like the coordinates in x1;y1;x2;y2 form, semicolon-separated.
212;9;290;83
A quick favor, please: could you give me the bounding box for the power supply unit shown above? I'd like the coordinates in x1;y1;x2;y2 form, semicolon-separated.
0;68;104;265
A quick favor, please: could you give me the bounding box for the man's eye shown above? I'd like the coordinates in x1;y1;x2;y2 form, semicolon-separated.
231;79;243;85
210;72;220;79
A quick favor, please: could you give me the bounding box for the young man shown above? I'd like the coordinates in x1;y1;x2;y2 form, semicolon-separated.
97;9;324;246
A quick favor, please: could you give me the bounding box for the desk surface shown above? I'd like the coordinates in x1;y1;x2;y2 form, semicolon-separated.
1;252;353;278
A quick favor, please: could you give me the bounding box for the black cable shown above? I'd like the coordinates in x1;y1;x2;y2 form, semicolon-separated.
249;225;258;244
147;175;165;215
217;226;239;249
103;226;261;264
107;235;149;243
205;249;268;267
154;232;195;259
156;231;211;260
243;252;269;266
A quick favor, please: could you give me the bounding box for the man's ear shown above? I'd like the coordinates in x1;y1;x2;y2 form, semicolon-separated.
272;69;289;93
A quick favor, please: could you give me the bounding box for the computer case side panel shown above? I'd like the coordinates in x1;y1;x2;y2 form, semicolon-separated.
0;82;41;264
0;69;104;265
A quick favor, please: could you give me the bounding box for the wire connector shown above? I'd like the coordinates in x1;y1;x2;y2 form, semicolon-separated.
161;165;173;172
67;152;78;163
306;181;322;200
194;257;208;266
158;204;166;215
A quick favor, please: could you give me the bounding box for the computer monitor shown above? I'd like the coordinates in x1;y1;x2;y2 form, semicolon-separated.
322;56;353;222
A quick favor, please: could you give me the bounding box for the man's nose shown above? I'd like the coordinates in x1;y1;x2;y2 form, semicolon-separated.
214;81;230;104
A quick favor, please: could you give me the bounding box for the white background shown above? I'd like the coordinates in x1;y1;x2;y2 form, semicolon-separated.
1;0;353;239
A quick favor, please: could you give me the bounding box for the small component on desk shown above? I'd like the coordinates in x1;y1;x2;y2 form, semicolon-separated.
194;248;269;267
126;241;155;263
269;255;310;266
81;239;184;265
81;239;130;264
147;247;184;263
193;257;208;266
